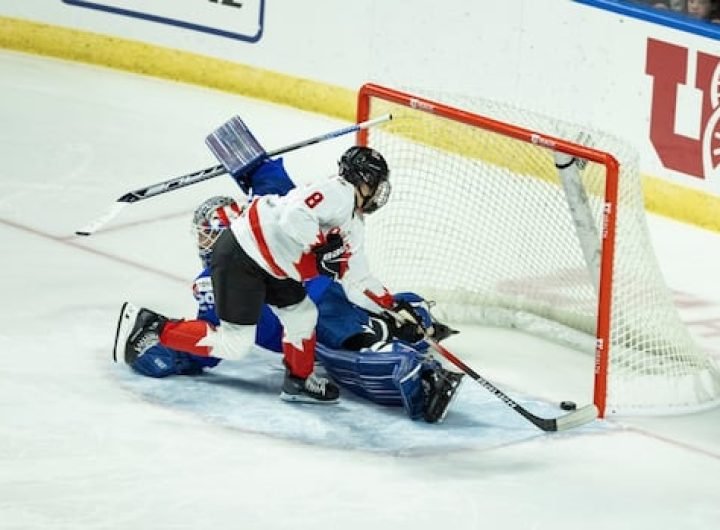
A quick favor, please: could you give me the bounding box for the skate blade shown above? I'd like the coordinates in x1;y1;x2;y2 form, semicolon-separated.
279;391;339;405
112;302;138;363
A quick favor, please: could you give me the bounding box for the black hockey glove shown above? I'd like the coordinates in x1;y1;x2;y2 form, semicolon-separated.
429;320;459;342
386;300;425;344
314;233;349;280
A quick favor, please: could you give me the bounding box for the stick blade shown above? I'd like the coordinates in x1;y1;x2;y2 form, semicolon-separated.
554;404;599;432
74;202;128;236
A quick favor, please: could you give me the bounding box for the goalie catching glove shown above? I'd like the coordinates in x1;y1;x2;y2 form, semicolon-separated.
384;300;428;344
314;232;350;280
384;296;459;345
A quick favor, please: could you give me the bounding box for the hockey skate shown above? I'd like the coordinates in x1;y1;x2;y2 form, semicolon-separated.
113;302;168;364
280;369;340;404
422;367;465;423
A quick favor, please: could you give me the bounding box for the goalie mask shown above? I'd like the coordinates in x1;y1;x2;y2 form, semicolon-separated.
192;196;243;268
339;146;391;214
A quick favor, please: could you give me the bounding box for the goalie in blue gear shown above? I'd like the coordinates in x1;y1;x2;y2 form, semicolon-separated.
115;155;463;423
309;279;462;422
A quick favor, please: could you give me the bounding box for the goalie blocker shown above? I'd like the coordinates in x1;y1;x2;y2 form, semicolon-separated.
74;114;392;236
205;116;267;193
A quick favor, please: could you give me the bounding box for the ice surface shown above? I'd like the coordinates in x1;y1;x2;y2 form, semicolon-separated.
114;347;608;455
1;50;719;529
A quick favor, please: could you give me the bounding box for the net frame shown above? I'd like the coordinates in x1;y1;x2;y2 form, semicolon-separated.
355;83;720;418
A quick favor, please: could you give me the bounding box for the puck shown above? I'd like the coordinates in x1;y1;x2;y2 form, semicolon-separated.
560;400;577;411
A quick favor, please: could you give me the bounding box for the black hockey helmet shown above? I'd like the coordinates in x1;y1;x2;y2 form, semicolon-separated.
338;146;391;213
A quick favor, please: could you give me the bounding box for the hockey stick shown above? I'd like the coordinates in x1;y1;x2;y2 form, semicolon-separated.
75;114;392;236
426;338;598;432
384;309;598;432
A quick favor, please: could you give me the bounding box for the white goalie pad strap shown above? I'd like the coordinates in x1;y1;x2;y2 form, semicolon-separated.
205;115;267;176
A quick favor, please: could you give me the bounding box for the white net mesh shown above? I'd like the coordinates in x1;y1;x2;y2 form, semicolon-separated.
360;86;720;416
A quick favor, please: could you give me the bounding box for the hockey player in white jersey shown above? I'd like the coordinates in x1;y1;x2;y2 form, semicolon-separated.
116;154;464;422
221;146;395;403
120;146;394;404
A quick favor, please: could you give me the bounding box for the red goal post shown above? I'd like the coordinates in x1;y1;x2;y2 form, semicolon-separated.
355;82;720;418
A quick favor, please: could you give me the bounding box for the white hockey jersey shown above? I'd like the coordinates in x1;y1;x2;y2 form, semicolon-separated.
231;175;392;314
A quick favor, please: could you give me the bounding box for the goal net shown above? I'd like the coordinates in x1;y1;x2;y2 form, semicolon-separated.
356;83;720;417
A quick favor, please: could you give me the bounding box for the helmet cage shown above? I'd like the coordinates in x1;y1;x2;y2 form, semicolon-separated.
192;196;241;266
362;179;391;214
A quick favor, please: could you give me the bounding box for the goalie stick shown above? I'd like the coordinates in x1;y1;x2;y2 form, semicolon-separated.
384;309;599;432
75;114;392;236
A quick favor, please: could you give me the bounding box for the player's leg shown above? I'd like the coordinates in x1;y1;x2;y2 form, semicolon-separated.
267;279;339;404
202;229;267;360
142;229;266;361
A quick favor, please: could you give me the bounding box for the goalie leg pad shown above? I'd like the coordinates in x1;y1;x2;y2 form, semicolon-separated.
315;342;412;408
131;344;221;378
316;341;433;419
273;296;318;378
396;361;425;420
130;343;179;378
